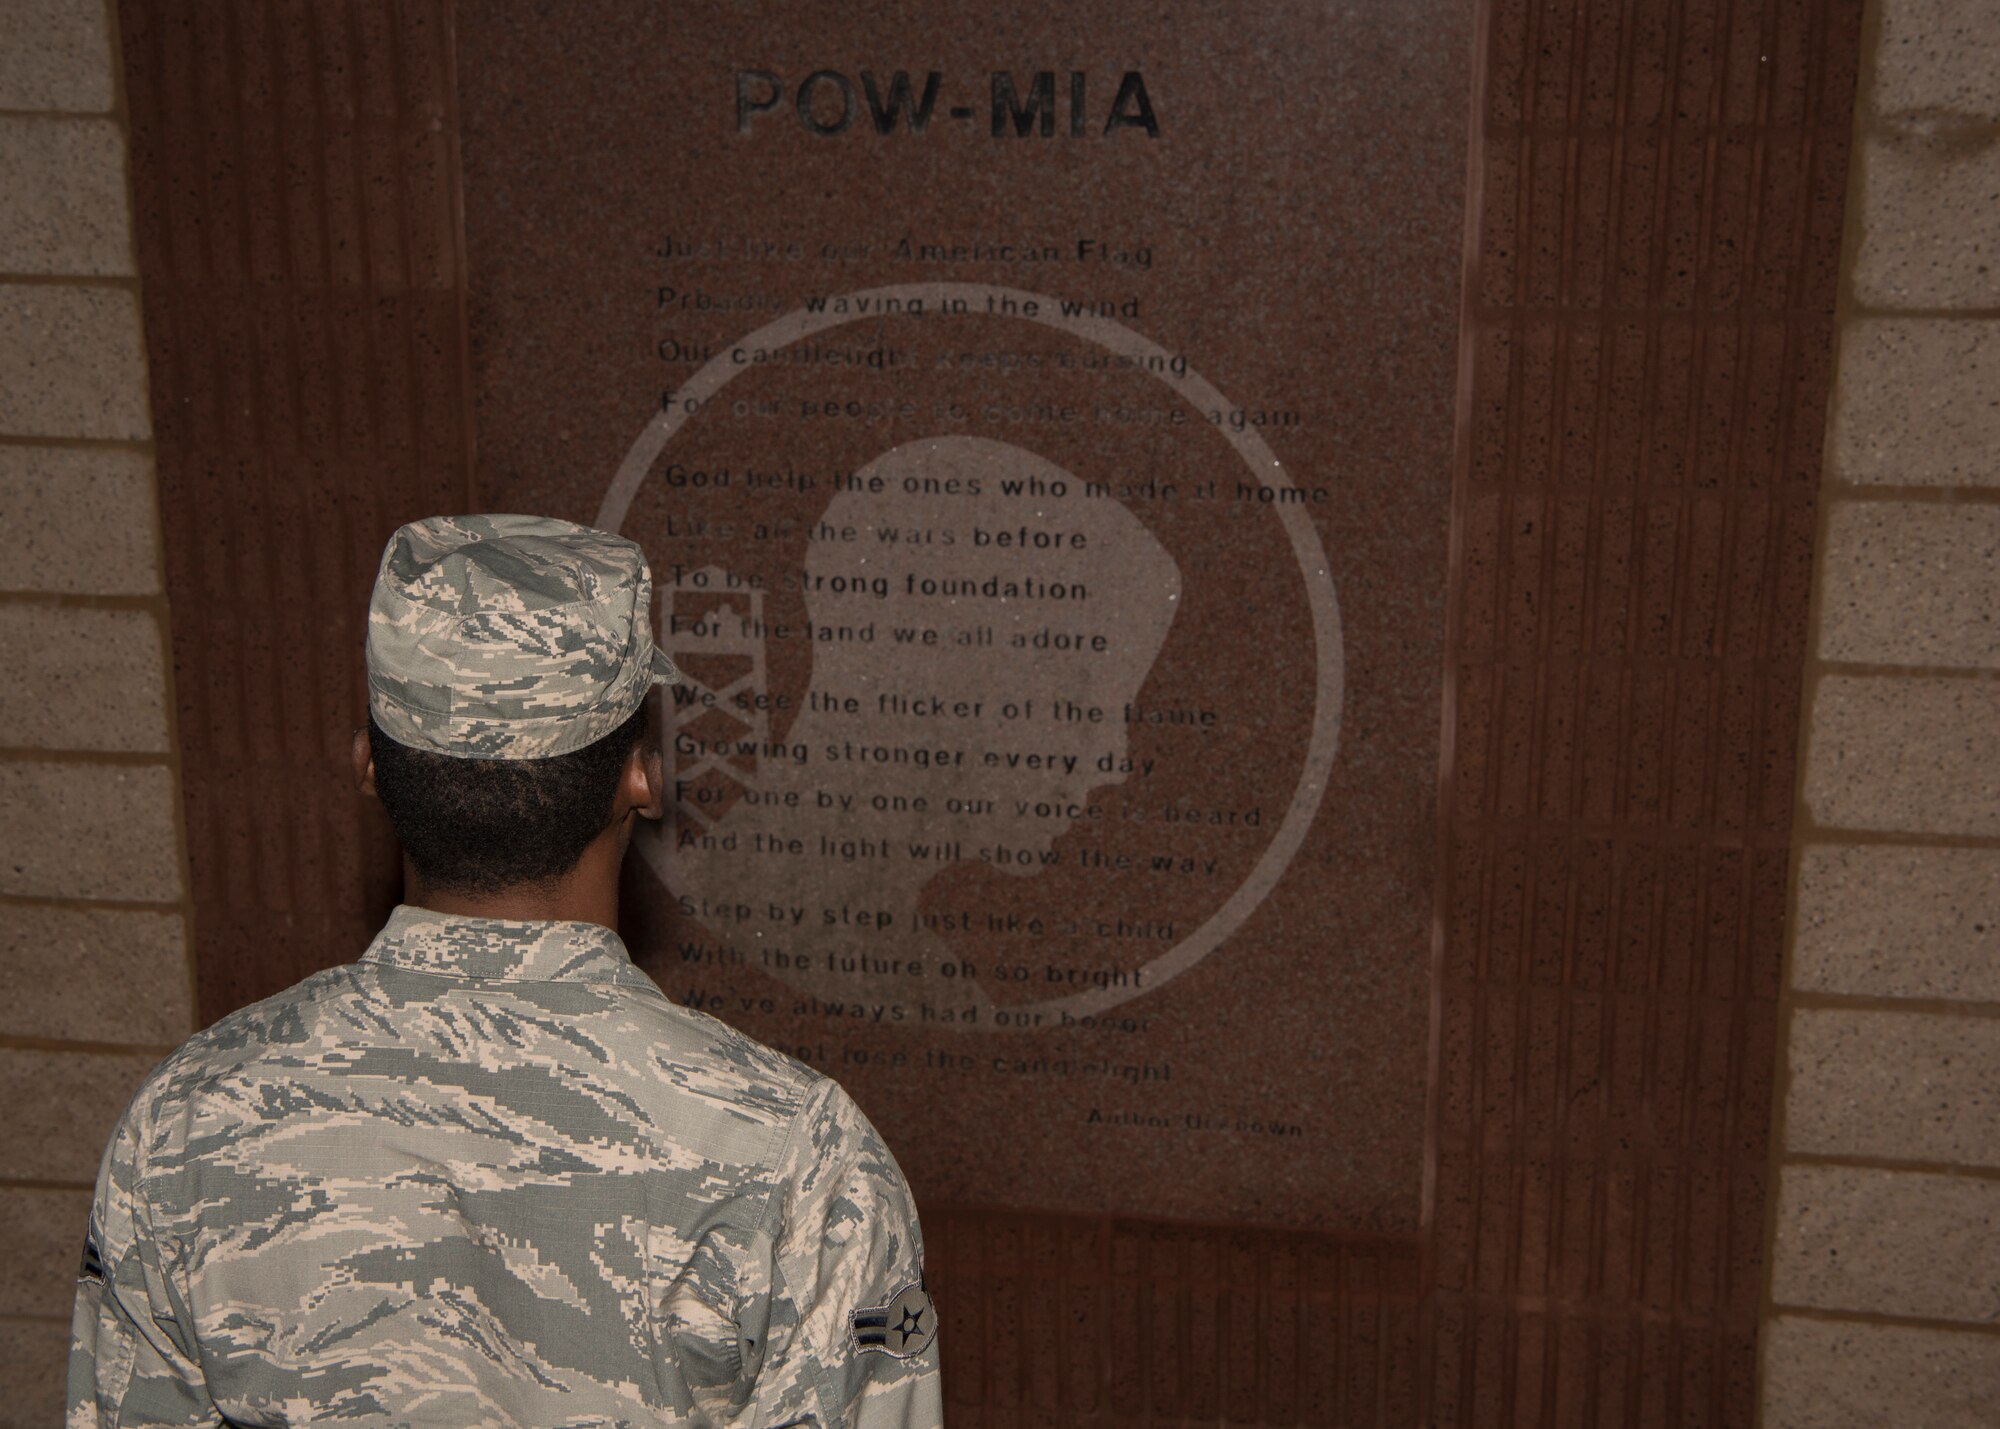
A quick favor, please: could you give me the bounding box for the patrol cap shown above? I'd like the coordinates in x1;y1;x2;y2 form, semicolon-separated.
366;514;679;760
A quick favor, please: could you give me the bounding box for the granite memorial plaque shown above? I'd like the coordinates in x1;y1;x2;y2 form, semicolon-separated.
458;0;1465;1232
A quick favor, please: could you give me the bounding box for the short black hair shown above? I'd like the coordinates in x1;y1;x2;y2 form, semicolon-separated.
368;702;650;894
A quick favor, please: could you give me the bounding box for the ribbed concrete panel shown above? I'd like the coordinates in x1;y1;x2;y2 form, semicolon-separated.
117;0;470;1016
1427;0;1860;1422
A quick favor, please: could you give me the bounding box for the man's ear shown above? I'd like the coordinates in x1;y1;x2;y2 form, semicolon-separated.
626;738;666;821
351;728;377;797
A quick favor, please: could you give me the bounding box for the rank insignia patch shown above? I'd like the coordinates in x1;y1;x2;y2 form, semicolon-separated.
79;1228;104;1285
853;1280;936;1358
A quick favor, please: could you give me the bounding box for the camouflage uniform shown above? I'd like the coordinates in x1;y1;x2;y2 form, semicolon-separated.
69;517;941;1426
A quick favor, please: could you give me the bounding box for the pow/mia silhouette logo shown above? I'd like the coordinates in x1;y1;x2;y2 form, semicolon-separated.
852;1280;936;1358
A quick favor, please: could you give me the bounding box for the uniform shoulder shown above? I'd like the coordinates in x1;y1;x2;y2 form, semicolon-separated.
176;960;355;1054
635;991;830;1111
118;965;358;1134
578;986;882;1188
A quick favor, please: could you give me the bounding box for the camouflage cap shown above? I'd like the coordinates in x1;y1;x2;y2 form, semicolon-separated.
366;514;679;759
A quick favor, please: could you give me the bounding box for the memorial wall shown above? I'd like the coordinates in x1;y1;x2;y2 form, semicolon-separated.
458;0;1466;1232
112;0;1866;1417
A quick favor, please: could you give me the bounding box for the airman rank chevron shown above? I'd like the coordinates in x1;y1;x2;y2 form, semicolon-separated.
78;1230;104;1285
853;1280;937;1358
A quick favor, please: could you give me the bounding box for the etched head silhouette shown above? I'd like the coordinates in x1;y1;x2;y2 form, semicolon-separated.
638;435;1180;995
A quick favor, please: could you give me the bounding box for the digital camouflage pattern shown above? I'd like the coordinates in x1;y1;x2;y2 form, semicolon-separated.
367;514;681;761
69;907;942;1427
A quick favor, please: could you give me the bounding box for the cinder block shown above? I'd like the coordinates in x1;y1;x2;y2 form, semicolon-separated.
0;1048;155;1184
1772;1165;2000;1322
1818;502;2000;668
1853;135;2000;310
0;445;158;595
0;761;181;901
0;1320;67;1429
0;905;190;1044
1804;675;2000;836
0;117;131;275
0;0;114;112
1792;845;2000;1001
0;284;150;439
1829;320;2000;487
0;1187;90;1317
1763;1316;2000;1428
0;604;169;753
1874;0;2000;122
1787;1009;2000;1166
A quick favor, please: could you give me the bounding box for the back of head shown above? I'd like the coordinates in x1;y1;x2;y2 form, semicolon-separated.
363;513;678;893
366;705;649;894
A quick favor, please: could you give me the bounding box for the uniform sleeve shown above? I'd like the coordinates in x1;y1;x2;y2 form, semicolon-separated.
742;1078;943;1429
67;1097;218;1427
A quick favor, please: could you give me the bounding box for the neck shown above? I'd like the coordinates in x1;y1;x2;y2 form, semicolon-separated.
405;814;632;930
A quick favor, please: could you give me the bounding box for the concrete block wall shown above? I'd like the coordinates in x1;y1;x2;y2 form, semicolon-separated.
1762;0;2000;1424
0;0;192;1419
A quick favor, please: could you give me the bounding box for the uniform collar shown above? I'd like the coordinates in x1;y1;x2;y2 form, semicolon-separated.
362;904;648;986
